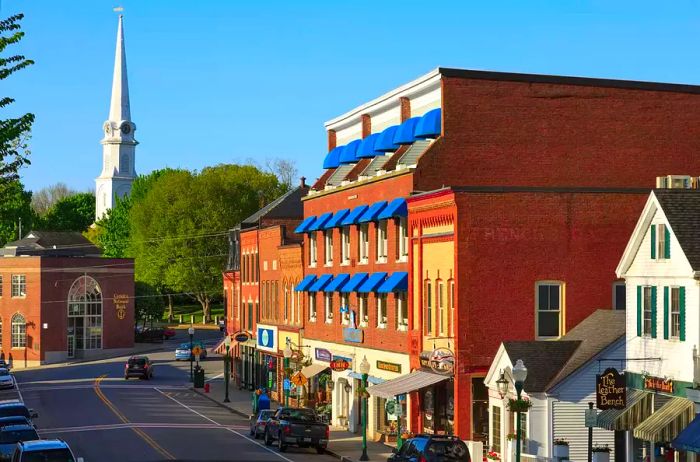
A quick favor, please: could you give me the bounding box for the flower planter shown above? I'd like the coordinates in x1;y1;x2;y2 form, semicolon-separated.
592;452;610;462
553;444;569;459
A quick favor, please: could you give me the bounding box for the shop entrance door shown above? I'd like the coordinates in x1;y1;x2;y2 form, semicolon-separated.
337;378;350;428
67;334;75;359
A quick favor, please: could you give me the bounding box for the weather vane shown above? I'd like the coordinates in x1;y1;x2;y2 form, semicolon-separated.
113;6;124;13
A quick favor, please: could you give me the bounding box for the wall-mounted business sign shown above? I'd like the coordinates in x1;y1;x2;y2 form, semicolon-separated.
330;359;350;372
234;332;250;343
343;327;363;344
256;324;278;353
645;375;674;394
376;360;402;374
596;368;626;410
332;355;353;368
315;348;332;362
420;349;454;376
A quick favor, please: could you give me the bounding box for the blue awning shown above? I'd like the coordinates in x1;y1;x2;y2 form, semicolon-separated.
348;371;385;385
673;413;700;452
358;272;387;293
324;209;350;229
393;117;421;145
325;274;350;292
309;274;333;292
377;198;407;220
358;201;387;223
375;125;400;152
308;212;332;231
339;139;362;164
341;205;369;226
414;108;441;139
295;275;317;292
340;273;369;293
357;134;381;159
323;146;343;169
294;216;316;234
377;272;408;293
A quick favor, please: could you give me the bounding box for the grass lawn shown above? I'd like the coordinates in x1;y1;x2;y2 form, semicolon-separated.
162;303;224;324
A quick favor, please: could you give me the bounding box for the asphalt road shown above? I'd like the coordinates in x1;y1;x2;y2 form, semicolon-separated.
9;329;338;462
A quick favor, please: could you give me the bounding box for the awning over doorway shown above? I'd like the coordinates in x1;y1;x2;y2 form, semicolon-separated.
301;363;329;379
673;413;700;453
634;397;694;443
597;389;653;431
367;370;449;400
348;371;385;385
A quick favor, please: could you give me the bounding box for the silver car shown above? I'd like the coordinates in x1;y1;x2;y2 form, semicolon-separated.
0;369;14;390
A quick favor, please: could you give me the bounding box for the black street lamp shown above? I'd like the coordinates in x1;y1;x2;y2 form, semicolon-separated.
359;356;371;461
224;335;231;403
188;326;195;382
512;360;528;462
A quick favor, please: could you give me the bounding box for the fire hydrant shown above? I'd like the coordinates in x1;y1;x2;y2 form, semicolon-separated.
204;383;210;393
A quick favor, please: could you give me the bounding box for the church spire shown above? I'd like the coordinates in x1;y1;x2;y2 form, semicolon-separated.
109;15;130;122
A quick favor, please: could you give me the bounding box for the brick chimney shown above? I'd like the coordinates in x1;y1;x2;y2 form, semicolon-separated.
300;177;307;188
400;97;411;122
327;129;337;152
361;114;371;138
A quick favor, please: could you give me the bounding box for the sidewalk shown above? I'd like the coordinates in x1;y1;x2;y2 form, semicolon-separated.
193;379;394;462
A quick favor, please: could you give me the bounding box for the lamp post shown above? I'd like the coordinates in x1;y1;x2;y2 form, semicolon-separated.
283;340;293;407
359;356;370;461
188;326;195;383
224;335;231;403
512;359;528;462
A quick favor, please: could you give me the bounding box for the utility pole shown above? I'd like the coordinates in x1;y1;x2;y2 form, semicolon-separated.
18;217;21;240
588;402;593;462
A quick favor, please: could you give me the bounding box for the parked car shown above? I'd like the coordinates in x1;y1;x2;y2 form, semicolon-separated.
124;356;154;380
175;342;207;361
162;328;176;340
388;435;470;462
0;361;10;371
11;439;82;462
263;407;329;453
0;370;13;390
249;409;276;439
134;327;164;343
0;424;39;460
0;403;36;422
0;417;31;430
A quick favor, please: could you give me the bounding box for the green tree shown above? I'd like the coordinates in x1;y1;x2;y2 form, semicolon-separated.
135;281;164;328
0;179;32;245
130;164;285;321
0;15;33;186
37;192;95;232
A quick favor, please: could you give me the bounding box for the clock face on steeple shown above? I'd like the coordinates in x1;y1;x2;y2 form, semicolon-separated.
120;122;131;135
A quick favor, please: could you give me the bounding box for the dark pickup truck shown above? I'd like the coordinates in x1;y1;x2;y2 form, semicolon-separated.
263;407;329;454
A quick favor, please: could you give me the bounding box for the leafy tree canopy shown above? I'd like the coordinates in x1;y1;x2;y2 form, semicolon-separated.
0;179;32;246
36;192;95;232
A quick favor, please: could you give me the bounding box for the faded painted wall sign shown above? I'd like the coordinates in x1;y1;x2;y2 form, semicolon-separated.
113;294;129;320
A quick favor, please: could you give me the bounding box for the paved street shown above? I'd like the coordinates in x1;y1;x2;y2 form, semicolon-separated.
10;330;338;462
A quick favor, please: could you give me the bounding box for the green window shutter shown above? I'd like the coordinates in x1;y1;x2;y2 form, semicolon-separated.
637;285;642;336
650;225;657;259
663;286;669;340
680;286;686;342
665;226;671;258
651;286;658;338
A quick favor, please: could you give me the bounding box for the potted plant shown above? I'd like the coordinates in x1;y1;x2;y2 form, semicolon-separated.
485;451;501;461
317;374;328;402
553;439;569;459
337;414;348;426
592;445;611;462
507;397;533;413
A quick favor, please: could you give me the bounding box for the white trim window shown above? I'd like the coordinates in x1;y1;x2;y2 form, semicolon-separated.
11;275;25;298
309;232;318;267
341;293;350;325
11;313;26;349
324;293;333;323
643;286;653;336
670;286;681;338
341;227;351;265
376;221;388;263
536;281;564;339
613;282;626;311
396;292;408;330
449;279;455;337
324;230;333;266
359;224;369;264
437;280;446;336
309;293;317;321
424;279;433;336
658;223;668;259
377;294;387;328
397;217;408;262
359;294;368;327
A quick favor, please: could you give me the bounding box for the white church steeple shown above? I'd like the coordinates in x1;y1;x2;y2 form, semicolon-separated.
96;15;137;221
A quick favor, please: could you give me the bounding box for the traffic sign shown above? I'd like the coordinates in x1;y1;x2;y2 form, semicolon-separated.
283;379;291;391
192;346;202;357
330;359;350;372
585;408;597;428
291;372;307;386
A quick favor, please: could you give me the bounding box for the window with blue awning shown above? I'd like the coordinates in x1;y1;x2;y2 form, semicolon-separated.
340;273;369;293
323;209;350;229
294;216;317;234
377;198;407;220
375;125;400;152
358;201;388;223
308;274;333;292
341;205;369;226
414;108;441;139
357;134;381;158
295;275;317;292
308;212;332;231
393;117;420;145
673;413;700;453
323;146;343;169
324;274;350;292
358;272;388;293
377;272;408;293
339;139;362;164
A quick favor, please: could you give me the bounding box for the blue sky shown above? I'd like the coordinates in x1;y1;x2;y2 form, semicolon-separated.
3;0;700;193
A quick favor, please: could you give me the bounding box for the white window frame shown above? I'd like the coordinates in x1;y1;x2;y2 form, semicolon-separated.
341;293;350;325
309;232;318;267
11;275;26;298
642;285;653;336
658;223;668;259
376;221;388;263
359;294;368;327
612;281;626;311
670;286;681;339
11;313;26;349
449;280;455;337
438;280;446;336
535;281;564;339
309;293;317;322
396;292;408;330
377;294;387;328
359;224;369;264
397;217;408;262
324;230;333;266
341;227;351;265
425;279;433;336
325;293;333;324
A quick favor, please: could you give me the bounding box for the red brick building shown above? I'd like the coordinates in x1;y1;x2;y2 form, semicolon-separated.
0;231;134;367
294;68;700;443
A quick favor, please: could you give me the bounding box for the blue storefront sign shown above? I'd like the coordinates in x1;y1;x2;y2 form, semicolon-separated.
315;348;332;362
257;324;277;353
343;327;363;343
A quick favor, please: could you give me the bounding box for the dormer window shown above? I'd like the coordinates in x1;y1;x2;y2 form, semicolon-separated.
651;224;670;260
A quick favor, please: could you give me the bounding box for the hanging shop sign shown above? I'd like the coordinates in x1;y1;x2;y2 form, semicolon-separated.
315;348;332;362
256;324;278;353
385;399;400;421
113;294;129;320
644;375;674;394
596;368;626;410
330;358;350;372
233;332;250;343
376;360;402;374
342;327;363;344
420;348;455;376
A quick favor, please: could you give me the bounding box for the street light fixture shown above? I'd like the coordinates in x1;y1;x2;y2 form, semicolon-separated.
496;371;510;399
224;335;232;403
512;359;528;462
188;326;195;383
283;340;293;407
359;356;370;462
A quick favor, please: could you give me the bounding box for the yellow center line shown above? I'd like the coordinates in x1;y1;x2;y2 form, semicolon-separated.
93;375;176;460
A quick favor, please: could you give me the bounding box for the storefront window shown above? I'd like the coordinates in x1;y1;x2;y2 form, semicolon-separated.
491;405;502;453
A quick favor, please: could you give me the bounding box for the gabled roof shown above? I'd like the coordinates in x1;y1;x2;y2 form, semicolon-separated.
241;186;307;229
653;189;700;271
502;341;580;392
1;231;101;257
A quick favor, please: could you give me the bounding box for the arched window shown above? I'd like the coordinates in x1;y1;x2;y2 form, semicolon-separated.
68;276;103;350
11;314;25;349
